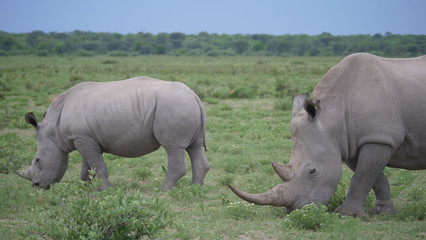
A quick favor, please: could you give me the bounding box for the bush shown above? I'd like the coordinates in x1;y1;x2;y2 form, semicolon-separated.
326;179;347;212
25;176;172;239
398;202;426;221
133;167;153;180
36;49;49;57
284;203;338;231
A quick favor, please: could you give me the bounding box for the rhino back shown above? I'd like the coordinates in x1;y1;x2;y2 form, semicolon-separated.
313;53;426;168
56;77;202;157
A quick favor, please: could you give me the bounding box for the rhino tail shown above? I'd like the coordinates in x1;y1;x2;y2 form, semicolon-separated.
193;93;207;152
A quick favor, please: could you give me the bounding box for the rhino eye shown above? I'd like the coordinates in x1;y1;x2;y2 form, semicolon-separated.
35;158;40;163
309;168;316;174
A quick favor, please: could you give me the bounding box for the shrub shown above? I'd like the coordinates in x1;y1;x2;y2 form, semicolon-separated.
36;49;49;57
284;203;338;231
398;202;426;221
217;174;235;186
133;167;153;180
25;176;171;239
326;179;347;212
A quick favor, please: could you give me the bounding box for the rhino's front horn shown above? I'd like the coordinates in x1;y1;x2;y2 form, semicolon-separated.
228;183;289;207
15;169;31;181
271;162;294;182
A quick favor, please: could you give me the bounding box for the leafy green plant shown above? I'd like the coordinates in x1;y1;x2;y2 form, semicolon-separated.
217;174;235;186
133;167;153;180
25;173;171;239
284;203;338;231
397;202;426;221
326;179;347;212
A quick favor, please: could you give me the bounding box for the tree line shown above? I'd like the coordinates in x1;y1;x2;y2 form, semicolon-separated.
0;30;425;57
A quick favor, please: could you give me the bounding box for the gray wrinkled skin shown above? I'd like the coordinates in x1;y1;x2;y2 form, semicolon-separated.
18;77;210;191
229;53;426;216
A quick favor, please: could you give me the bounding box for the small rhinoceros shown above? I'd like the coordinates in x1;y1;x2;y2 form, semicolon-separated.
17;77;210;191
229;53;426;217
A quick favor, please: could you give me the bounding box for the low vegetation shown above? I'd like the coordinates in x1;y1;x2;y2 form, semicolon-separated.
1;31;425;57
0;56;424;239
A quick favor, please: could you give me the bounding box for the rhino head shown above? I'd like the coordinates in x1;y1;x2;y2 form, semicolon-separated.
229;93;342;212
16;113;68;189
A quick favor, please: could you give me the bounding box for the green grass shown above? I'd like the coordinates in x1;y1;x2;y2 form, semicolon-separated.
0;56;425;239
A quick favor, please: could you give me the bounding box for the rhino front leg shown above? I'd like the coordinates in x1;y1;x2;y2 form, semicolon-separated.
161;148;187;191
187;144;210;186
367;172;398;215
75;140;111;190
80;160;92;182
335;143;392;217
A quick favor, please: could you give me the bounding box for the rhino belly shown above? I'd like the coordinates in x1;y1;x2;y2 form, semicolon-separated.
100;133;161;158
389;132;426;170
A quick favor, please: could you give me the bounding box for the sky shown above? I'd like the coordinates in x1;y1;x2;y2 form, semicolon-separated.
1;0;426;36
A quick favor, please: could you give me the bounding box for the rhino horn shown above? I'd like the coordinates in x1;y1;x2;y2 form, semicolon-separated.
15;169;31;181
228;183;288;207
271;162;294;182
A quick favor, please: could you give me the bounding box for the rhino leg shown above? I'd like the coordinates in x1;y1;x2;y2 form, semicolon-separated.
80;160;92;182
187;144;210;186
161;148;187;191
335;143;392;217
367;172;398;215
75;140;111;191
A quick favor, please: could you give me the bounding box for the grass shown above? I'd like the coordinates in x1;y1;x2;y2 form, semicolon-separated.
0;56;425;239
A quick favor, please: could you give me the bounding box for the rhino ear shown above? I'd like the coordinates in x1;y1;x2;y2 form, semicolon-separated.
25;112;38;128
304;99;321;120
292;92;308;118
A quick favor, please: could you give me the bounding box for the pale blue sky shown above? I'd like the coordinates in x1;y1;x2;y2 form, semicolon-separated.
1;0;425;35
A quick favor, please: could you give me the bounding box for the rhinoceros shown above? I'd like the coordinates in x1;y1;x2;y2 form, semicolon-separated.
229;53;426;216
17;77;210;191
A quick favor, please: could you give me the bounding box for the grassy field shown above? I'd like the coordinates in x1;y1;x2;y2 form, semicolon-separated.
0;56;425;239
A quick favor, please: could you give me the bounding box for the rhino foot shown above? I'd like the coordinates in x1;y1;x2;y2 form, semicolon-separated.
334;203;366;217
367;200;397;215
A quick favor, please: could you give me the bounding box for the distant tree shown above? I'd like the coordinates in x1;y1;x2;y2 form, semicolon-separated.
155;44;167;54
26;30;45;47
252;41;265;52
233;39;249;54
169;32;185;49
251;34;270;43
53;42;65;54
37;41;49;51
0;35;17;51
318;32;334;46
0;30;424;57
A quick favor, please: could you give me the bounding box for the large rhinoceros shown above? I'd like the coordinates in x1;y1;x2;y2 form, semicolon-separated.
17;77;210;191
229;53;426;216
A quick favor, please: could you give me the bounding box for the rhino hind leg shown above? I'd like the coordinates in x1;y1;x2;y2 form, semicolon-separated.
161;148;187;191
187;144;210;186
